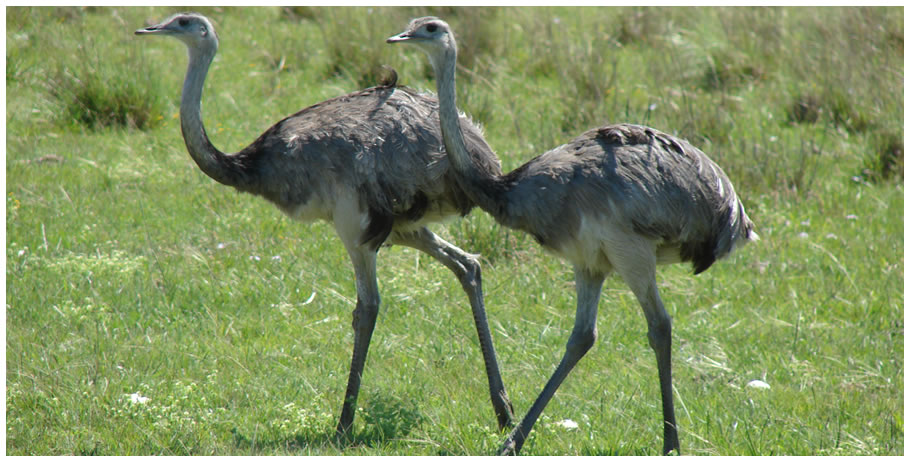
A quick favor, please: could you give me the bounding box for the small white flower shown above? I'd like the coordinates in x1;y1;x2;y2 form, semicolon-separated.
556;419;579;430
216;243;227;250
845;214;858;221
271;255;281;261
128;392;150;404
797;232;809;239
746;380;770;390
249;255;261;261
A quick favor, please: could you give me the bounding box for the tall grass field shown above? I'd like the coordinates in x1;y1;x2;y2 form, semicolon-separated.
6;6;903;455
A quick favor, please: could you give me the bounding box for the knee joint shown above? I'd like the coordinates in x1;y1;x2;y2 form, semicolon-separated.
646;317;671;350
567;327;596;357
458;256;482;289
351;298;379;330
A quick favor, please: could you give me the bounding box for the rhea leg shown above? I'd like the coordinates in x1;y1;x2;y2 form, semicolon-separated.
614;245;679;455
391;227;514;429
636;283;679;455
335;246;380;436
499;267;604;455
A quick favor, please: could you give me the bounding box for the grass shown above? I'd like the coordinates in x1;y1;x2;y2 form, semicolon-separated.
6;6;903;456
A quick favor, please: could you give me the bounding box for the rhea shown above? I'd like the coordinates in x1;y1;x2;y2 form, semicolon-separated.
388;17;757;455
134;12;516;436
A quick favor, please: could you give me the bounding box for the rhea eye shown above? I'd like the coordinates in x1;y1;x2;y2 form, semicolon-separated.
178;18;189;27
426;24;437;33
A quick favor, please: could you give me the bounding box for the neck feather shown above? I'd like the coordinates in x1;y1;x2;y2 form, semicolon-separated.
429;46;512;223
179;43;245;188
434;50;473;174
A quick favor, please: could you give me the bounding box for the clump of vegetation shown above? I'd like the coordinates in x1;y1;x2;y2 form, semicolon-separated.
47;32;166;131
357;393;425;445
51;65;165;130
824;87;875;133
874;130;904;180
857;129;904;183
612;7;673;46
787;92;823;125
700;49;765;91
785;87;875;134
6;7;169;131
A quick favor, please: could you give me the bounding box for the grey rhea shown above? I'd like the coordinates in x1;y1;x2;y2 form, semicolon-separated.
135;12;516;436
389;16;758;456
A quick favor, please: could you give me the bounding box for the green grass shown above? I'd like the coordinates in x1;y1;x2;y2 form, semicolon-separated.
6;6;903;456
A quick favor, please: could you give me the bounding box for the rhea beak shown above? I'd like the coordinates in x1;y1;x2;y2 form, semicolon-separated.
386;32;413;43
135;22;170;36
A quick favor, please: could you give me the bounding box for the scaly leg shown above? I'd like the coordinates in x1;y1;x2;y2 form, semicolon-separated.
499;267;604;455
391;227;514;429
335;246;380;436
614;246;680;455
634;283;679;455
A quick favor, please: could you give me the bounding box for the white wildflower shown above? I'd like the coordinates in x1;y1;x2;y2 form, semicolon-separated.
128;392;150;404
746;380;770;390
555;419;579;430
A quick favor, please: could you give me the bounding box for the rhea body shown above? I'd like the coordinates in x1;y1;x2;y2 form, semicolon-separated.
135;12;515;435
388;17;757;455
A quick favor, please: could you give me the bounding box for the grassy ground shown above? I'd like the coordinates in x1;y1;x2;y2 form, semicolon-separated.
6;6;903;455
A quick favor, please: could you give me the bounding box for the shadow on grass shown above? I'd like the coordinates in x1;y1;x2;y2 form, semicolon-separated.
231;393;424;454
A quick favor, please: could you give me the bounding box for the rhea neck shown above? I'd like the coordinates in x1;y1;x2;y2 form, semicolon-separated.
179;37;247;188
428;41;475;176
425;37;511;222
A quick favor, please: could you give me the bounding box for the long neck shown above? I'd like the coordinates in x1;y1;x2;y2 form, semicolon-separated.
433;49;473;174
180;43;246;188
430;45;508;219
